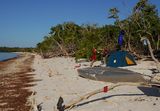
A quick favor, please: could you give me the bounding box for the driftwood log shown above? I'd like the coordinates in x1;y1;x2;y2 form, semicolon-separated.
56;82;159;111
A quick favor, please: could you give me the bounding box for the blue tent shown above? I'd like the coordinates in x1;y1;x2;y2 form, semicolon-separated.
106;51;136;67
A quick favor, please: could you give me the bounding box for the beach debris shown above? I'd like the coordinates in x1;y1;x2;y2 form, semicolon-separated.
56;84;136;111
149;68;160;74
56;86;108;111
28;91;37;111
153;103;156;105
48;69;53;77
37;102;44;111
74;64;81;69
28;92;44;111
134;97;145;101
29;91;44;111
56;83;160;111
150;74;160;84
57;97;65;111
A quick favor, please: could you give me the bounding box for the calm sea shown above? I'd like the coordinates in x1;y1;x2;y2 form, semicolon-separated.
0;52;18;61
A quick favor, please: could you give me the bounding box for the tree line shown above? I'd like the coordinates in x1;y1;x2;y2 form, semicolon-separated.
0;47;34;52
36;0;160;60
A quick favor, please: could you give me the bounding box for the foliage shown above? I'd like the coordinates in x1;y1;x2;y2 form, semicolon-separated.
36;0;160;60
36;22;120;59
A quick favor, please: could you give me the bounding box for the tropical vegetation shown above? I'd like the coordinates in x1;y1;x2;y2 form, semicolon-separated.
36;0;160;60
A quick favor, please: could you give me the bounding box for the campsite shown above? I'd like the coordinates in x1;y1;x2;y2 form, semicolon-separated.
0;0;160;111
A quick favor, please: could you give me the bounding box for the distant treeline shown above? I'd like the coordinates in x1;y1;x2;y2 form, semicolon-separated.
0;47;35;52
36;0;160;60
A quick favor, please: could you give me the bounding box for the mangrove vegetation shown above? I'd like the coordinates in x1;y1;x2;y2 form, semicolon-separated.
36;0;160;60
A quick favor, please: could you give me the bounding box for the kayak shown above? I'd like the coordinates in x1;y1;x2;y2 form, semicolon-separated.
77;67;146;83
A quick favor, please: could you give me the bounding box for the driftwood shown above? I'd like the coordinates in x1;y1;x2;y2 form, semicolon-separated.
141;37;160;72
28;91;44;111
56;82;159;111
53;38;69;57
28;91;37;111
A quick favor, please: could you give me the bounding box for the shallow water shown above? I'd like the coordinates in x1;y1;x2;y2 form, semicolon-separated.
0;52;18;61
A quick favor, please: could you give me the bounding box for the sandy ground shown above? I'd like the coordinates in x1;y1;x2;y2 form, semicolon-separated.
30;55;160;111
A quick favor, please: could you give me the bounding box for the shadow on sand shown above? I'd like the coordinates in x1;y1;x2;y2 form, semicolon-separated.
76;86;160;108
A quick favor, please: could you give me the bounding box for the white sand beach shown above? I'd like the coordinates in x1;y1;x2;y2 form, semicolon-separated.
30;55;160;111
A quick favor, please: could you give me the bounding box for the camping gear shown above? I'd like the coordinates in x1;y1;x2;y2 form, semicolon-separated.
78;67;146;83
107;51;136;67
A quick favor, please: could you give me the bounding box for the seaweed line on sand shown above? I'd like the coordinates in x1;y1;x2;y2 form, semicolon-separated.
0;54;37;111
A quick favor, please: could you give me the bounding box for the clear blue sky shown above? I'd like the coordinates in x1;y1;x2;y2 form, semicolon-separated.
0;0;160;47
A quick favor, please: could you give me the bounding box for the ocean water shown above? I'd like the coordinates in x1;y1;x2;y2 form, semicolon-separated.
0;52;18;61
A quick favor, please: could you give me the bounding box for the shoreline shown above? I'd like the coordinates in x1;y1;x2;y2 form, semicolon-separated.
0;52;19;62
0;54;160;111
0;56;18;62
0;53;36;110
